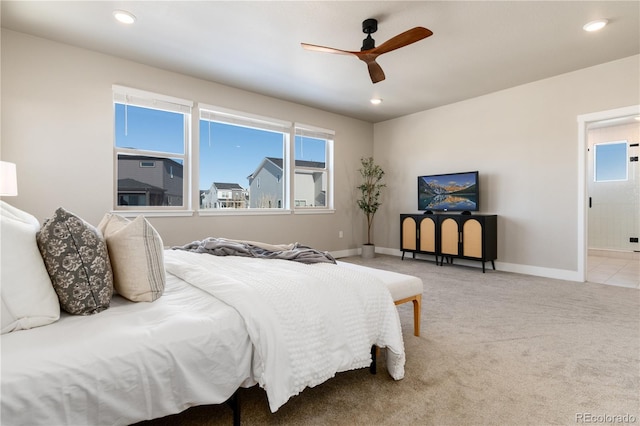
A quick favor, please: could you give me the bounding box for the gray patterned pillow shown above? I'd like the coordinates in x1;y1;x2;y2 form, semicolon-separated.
37;207;113;315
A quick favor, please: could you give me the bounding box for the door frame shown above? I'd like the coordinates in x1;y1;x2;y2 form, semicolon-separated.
577;104;640;282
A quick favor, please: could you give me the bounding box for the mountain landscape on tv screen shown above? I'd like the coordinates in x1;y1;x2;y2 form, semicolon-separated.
418;179;476;197
418;173;478;211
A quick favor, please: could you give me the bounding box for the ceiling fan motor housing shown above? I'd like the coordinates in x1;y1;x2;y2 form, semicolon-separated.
362;18;378;34
361;18;378;50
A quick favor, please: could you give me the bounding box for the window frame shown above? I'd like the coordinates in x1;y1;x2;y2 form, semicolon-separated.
293;123;335;212
112;85;192;215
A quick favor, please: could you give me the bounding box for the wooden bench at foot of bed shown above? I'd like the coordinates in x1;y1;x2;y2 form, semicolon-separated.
337;262;424;336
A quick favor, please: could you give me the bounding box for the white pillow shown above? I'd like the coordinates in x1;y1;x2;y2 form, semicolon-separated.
0;201;60;334
98;213;165;302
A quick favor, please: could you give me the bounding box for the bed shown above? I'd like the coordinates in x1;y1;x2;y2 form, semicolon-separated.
1;204;406;425
1;272;255;425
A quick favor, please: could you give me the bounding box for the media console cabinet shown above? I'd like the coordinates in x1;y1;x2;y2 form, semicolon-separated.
400;213;498;272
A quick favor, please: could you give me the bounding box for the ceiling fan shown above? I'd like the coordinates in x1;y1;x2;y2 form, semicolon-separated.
301;18;433;84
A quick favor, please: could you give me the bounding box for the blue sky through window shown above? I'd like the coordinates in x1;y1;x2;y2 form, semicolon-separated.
199;121;284;191
115;104;184;153
595;142;627;182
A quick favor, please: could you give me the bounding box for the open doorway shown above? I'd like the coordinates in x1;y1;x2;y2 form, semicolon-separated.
578;106;640;288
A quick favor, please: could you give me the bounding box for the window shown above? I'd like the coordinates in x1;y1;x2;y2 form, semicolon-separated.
112;92;334;215
595;141;628;182
198;107;334;212
294;124;334;209
113;86;192;210
199;106;291;210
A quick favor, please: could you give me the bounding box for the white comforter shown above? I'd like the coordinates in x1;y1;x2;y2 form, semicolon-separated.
164;250;406;412
1;273;254;426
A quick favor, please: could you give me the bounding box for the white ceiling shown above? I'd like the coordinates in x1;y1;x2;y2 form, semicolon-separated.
2;1;639;123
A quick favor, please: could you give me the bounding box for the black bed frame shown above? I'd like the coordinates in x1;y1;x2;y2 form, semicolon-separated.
224;345;378;425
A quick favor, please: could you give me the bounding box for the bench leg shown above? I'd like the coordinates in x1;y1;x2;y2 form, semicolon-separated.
394;294;422;337
412;294;421;337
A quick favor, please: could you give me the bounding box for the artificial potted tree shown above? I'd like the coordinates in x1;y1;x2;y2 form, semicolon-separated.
356;157;386;259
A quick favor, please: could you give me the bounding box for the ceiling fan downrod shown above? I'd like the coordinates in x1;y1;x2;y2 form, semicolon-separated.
361;18;377;51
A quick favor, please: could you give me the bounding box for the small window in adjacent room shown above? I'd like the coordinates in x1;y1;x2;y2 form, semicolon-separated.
594;141;628;182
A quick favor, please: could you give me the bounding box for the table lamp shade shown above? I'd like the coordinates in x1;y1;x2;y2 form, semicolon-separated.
0;161;18;196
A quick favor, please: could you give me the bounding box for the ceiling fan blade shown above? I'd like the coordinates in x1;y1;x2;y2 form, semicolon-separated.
371;27;433;55
301;43;356;56
366;60;386;83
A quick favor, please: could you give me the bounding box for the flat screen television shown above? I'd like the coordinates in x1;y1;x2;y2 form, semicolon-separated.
418;171;479;212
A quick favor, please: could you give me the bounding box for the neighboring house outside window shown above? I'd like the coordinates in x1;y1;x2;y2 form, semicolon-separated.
247;157;284;208
201;182;248;209
248;158;326;208
113;85;191;211
117;155;184;206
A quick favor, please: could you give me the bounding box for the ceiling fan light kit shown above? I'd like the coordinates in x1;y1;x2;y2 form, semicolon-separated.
113;10;136;25
302;18;433;84
583;19;608;32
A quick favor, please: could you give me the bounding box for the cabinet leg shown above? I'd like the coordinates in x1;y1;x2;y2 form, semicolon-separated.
401;251;405;260
482;261;486;273
491;260;495;270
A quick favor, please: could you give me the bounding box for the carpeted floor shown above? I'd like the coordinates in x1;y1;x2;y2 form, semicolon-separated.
139;255;639;425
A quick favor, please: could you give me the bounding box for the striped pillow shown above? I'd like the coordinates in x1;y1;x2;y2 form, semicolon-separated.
98;214;165;302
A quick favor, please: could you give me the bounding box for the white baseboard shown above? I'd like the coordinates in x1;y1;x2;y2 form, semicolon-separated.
338;246;582;282
495;261;581;282
331;248;361;259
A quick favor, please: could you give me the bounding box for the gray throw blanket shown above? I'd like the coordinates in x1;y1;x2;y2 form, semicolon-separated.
172;237;337;265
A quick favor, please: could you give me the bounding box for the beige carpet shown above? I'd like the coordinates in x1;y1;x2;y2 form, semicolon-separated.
139;255;639;425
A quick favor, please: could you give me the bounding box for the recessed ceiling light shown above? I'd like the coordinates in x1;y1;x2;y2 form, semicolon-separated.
370;98;382;105
113;10;136;25
583;19;608;32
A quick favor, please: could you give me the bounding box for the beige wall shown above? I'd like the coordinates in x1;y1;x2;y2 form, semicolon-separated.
374;55;640;279
0;29;372;251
